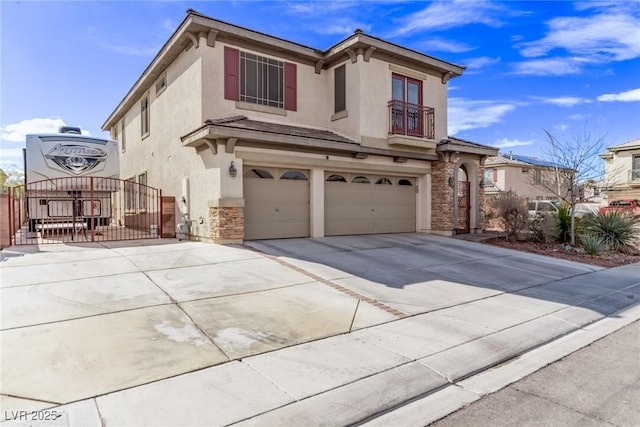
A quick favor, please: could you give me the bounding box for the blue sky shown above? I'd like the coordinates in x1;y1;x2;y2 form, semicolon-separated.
1;0;639;172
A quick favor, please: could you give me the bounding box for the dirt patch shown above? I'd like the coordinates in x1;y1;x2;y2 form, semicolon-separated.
484;237;640;268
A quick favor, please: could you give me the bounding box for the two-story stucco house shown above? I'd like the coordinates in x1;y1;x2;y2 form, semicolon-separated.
483;152;571;202
102;10;497;242
599;138;640;200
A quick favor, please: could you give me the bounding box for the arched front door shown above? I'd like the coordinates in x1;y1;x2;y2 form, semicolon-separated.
456;166;470;234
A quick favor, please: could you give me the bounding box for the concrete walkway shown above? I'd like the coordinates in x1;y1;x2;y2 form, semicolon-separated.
1;234;638;426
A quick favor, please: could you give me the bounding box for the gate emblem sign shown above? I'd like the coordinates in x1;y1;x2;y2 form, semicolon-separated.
45;144;108;175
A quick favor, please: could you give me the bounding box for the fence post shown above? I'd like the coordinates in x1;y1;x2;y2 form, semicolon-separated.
90;177;95;242
158;189;163;239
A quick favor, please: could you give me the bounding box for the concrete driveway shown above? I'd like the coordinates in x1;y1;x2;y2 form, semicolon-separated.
1;234;639;426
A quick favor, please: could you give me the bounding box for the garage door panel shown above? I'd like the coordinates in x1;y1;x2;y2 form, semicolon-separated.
244;169;310;240
325;173;416;236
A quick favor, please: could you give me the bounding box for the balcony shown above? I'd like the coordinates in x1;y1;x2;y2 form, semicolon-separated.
388;100;435;140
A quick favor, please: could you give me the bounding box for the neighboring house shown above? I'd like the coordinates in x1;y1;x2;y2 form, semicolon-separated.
599;138;640;200
102;10;497;242
483;152;571;202
580;178;606;203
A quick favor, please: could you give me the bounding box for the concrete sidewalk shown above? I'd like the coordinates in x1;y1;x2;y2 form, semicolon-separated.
429;320;640;427
1;235;639;426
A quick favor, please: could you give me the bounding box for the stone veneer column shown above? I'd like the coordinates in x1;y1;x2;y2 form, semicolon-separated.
430;156;456;235
208;198;244;243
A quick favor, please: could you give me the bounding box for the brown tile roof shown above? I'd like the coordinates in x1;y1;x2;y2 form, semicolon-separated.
205;116;358;145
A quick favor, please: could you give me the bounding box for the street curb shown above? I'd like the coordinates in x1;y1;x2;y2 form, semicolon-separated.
360;303;640;426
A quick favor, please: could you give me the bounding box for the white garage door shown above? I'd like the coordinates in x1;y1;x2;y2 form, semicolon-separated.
325;172;416;236
243;167;310;240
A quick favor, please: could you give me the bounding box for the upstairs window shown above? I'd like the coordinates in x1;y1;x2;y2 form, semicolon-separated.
121;120;126;153
391;73;424;137
633;154;640;181
533;168;542;184
140;95;150;137
334;64;346;113
224;47;297;111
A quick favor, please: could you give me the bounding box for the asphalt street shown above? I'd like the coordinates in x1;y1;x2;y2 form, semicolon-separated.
429;320;640;427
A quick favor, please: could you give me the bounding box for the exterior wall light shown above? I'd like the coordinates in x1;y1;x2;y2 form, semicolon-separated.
448;176;455;187
229;161;237;177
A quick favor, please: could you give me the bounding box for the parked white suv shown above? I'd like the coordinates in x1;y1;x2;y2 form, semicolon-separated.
528;200;559;220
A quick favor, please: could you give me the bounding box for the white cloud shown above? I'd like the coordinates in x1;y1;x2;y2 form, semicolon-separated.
448;98;516;134
393;0;505;36
570;113;589;120
315;20;371;36
100;43;158;56
512;57;583;75
0;118;92;171
518;13;640;63
0;146;26;171
464;56;501;70
419;38;475;53
288;1;357;15
493;138;534;148
597;87;640;102
0;118;89;142
534;96;591;107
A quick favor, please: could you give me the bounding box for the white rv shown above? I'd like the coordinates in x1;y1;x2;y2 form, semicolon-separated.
25;127;120;232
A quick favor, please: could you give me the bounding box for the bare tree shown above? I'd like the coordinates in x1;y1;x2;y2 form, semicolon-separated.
536;128;606;246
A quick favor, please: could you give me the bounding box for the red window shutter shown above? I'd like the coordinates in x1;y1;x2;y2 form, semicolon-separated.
284;62;297;111
224;47;239;101
493;169;498;182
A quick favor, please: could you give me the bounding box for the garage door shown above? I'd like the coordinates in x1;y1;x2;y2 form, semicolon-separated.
243;167;310;240
325;172;416;236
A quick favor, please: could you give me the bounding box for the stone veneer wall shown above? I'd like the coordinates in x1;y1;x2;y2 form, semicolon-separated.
431;159;455;234
209;207;244;242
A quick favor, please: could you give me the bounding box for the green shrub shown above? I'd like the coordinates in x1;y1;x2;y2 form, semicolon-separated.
580;234;607;257
581;211;640;251
529;214;559;243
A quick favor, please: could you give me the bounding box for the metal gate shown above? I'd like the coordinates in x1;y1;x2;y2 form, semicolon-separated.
8;177;162;245
456;181;470;234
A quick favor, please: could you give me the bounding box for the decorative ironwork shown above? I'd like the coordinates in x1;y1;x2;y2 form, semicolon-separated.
388;100;435;139
456;181;471;234
8;177;161;245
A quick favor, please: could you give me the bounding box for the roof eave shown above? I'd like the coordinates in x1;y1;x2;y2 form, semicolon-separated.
437;142;498;157
181;124;439;161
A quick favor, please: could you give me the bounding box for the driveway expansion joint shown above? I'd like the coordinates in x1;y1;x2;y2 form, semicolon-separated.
241;244;408;318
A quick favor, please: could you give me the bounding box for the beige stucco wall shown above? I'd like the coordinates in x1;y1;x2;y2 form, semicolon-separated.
487;165;564;201
201;42;332;131
117;45;217;238
200;41;448;153
604;148;639;186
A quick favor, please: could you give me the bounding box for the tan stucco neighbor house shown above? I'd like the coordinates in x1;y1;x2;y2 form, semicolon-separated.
102;10;497;243
599;138;640;200
483;152;571;202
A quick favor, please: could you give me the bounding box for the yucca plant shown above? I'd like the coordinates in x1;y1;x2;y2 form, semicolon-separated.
581;211;640;251
553;203;572;243
579;234;607;257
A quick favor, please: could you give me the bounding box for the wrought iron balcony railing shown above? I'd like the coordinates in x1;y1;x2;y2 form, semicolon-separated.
388;100;435;140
